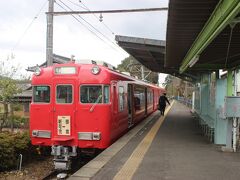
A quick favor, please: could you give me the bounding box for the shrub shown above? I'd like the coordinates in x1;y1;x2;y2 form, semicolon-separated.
0;131;50;171
0;132;16;170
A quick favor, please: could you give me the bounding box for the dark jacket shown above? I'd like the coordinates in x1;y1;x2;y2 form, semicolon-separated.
159;95;170;106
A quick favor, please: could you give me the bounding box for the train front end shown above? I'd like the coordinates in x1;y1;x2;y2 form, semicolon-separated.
30;64;111;170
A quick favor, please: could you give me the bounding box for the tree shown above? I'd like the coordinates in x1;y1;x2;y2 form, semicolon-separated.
0;57;22;132
163;74;194;98
117;56;159;84
163;75;175;96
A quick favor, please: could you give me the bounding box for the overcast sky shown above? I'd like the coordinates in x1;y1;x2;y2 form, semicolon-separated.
0;0;168;84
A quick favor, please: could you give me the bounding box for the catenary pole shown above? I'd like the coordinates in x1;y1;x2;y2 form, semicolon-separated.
46;0;54;66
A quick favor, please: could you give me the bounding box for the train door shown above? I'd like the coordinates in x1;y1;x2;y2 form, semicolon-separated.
152;89;155;110
53;80;76;140
145;87;147;116
127;84;133;128
112;82;118;115
111;82;118;130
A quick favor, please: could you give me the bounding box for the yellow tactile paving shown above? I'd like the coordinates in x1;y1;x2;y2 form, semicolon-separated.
113;101;174;180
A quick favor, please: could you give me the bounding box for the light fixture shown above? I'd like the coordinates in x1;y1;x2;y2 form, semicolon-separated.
34;66;41;76
91;66;101;75
189;55;200;68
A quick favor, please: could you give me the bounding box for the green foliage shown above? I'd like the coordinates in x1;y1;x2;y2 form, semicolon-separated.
117;56;159;84
0;132;15;170
0;78;22;103
12;104;22;111
163;75;194;98
0;131;51;171
2;115;28;129
0;57;23;131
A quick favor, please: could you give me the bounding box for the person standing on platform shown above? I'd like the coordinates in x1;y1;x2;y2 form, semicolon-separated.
158;93;170;116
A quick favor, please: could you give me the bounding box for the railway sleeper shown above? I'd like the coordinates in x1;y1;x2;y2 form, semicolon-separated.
51;145;77;170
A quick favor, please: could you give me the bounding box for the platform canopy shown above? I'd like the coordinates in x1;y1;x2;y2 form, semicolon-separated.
166;0;240;74
115;35;197;81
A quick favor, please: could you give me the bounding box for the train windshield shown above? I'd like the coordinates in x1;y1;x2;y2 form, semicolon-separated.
80;85;110;104
56;85;73;104
33;86;50;103
80;86;102;103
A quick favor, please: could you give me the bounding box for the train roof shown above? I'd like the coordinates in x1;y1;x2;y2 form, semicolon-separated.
33;62;163;90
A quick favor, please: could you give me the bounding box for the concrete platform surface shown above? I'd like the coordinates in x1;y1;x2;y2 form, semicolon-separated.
70;101;240;180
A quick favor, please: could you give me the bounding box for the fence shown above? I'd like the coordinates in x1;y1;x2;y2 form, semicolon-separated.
175;96;192;108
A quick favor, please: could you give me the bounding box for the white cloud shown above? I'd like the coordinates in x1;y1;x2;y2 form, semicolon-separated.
0;0;168;76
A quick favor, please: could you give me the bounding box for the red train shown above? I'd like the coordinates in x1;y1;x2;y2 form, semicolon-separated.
30;62;164;169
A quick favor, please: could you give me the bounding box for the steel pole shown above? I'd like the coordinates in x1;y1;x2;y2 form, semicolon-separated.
46;0;54;66
141;66;145;81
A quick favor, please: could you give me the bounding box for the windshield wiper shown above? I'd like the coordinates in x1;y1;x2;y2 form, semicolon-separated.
90;94;102;112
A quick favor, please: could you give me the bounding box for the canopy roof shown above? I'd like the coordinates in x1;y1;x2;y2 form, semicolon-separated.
166;0;240;73
117;0;240;80
115;35;197;81
115;35;165;72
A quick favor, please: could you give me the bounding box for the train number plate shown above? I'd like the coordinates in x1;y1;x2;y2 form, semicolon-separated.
57;116;71;136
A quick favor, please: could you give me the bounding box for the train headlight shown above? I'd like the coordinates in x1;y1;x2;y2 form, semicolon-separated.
34;67;42;76
91;66;101;75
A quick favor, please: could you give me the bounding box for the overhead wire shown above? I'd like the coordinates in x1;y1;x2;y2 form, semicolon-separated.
56;1;105;42
65;0;115;36
55;1;115;52
57;0;122;53
57;0;126;55
11;0;48;53
78;0;115;36
64;0;89;11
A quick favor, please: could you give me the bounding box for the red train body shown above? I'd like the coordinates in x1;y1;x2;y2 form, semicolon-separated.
30;62;164;169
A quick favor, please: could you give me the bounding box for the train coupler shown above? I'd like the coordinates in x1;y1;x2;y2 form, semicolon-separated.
51;145;77;170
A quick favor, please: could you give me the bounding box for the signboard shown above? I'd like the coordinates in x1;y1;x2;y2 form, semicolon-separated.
225;96;240;118
57;116;71;135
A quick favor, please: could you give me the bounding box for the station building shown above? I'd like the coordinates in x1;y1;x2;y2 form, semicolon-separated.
116;0;240;152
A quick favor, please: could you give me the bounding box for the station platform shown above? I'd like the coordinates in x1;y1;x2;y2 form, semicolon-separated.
69;101;240;180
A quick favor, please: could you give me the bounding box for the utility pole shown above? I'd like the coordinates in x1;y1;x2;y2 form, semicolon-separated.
46;0;54;66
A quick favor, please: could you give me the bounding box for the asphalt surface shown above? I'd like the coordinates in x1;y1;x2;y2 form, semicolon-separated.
71;101;240;180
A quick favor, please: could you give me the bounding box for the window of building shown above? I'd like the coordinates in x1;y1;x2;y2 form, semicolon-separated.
33;86;50;103
80;85;103;103
56;85;73;104
119;86;124;111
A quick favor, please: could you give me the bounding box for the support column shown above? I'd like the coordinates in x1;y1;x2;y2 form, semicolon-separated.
192;91;195;112
225;70;233;150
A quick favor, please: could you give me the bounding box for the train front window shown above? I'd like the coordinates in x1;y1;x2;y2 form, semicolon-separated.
80;86;102;103
56;85;73;104
33;86;50;103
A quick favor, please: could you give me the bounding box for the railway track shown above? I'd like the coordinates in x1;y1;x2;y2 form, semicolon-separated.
42;151;101;179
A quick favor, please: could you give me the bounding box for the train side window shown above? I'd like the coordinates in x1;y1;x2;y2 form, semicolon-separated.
56;85;72;104
104;86;110;103
134;86;145;111
80;86;102;103
119;86;124;111
147;90;153;104
33;86;50;103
